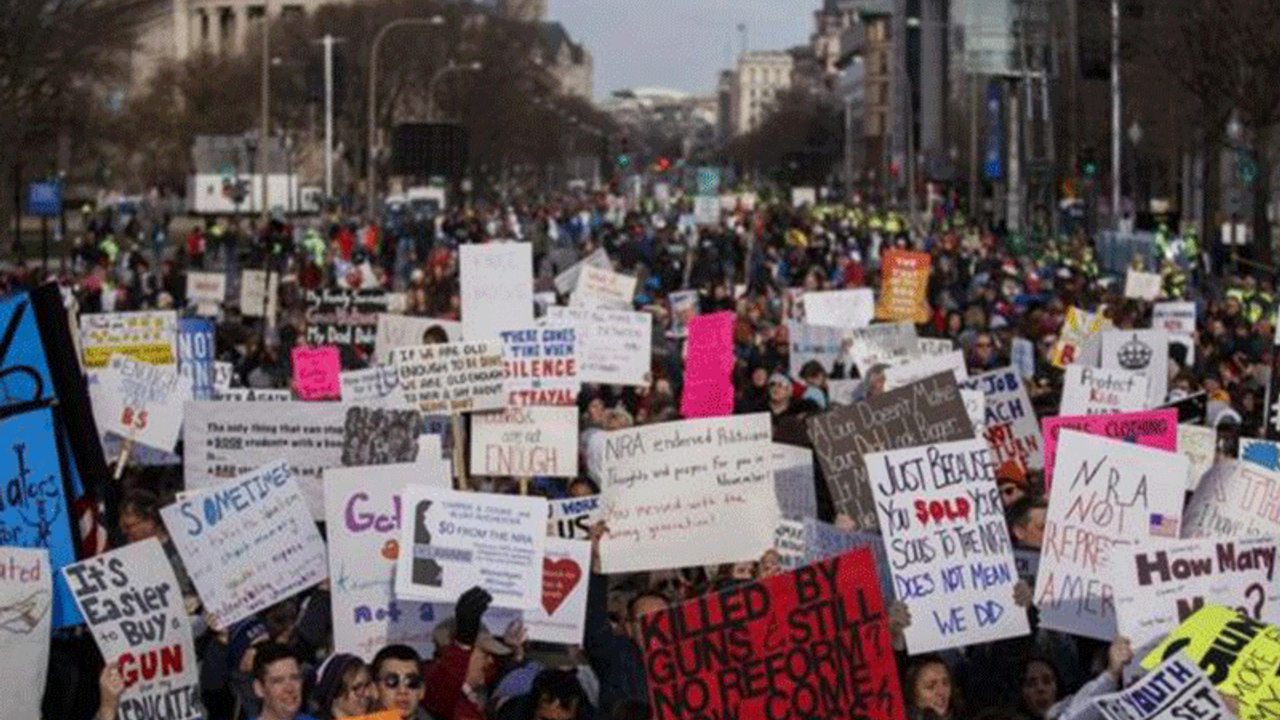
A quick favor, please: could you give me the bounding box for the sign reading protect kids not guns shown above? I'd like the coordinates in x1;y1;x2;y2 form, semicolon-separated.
643;548;904;720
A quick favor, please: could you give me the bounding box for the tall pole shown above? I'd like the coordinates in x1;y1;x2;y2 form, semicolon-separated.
260;0;271;227
844;92;853;201
324;34;335;201
1110;0;1121;230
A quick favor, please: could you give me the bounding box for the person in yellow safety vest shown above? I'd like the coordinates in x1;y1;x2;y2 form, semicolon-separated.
98;234;119;263
885;214;903;237
1240;277;1273;325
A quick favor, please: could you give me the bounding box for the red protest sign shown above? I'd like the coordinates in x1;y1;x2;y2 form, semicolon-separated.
641;548;904;720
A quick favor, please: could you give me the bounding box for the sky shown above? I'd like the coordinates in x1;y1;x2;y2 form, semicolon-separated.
546;0;816;100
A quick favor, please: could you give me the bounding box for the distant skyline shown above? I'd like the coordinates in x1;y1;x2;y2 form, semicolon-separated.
546;0;816;101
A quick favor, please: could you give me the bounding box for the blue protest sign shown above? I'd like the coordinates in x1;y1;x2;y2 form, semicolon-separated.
177;318;216;400
26;182;62;218
0;293;56;405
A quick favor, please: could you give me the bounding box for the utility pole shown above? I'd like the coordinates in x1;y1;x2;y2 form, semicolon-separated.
1111;0;1121;230
260;0;271;227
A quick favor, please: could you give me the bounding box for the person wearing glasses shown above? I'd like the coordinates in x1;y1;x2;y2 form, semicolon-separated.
252;644;319;720
311;653;374;719
371;645;430;720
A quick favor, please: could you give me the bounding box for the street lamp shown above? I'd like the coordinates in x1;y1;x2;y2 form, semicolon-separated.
426;61;484;123
366;14;446;216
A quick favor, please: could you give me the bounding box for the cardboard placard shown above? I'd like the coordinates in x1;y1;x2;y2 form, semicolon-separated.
1153;302;1197;334
92;354;189;453
547;495;601;541
802;289;874;329
876;249;931;323
373;315;462;366
238;269;278;319
177;318;216;401
570;265;637;310
1041;409;1179;490
772;443;817;520
499;325;579;406
1034;431;1188;640
597;414;779;573
523;537;591;645
339;366;406;406
1051;307;1111;368
1183;460;1280;539
394;485;547;608
544;307;651;387
394;342;506;414
0;547;50;720
470;406;577;477
80;310;178;367
161;460;327;628
883;351;968;391
958;368;1045;473
680;311;736;418
1094;655;1232;720
1179;424;1217;491
867;438;1029;653
185;271;226;315
1102;330;1170;410
292;345;341;401
1125;269;1163;301
460;243;534;341
1060;365;1150;416
807;373;975;530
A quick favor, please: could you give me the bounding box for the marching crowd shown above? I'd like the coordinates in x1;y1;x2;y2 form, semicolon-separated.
16;194;1279;720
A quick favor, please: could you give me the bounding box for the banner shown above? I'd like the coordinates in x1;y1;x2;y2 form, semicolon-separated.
1102;330;1170;410
394;485;546;608
597;414;779;573
292;345;341;401
544;307;651;387
867;438;1029;653
1125;269;1163;301
680;312;735;418
1183;461;1280;539
470;406;577;477
1153;302;1197;334
1115;536;1280;654
499;325;578;406
161;460;327;628
1041;409;1179;490
1179;424;1217;491
0;547;50;720
305;289;396;354
80;310;177;367
1034;431;1188;640
808;373;974;530
63;539;203;719
1060;365;1149;416
92;354;189;452
373;315;462;365
394;342;506;414
958;368;1044;473
460;243;534;341
547;495;600;540
523;537;591;645
238;269;277;319
642;549;905;720
570;265;637;310
339;366;406;405
876;250;931;323
186;271;226;316
177;318;216;401
773;443;817;520
802;289;874;329
1094;654;1233;720
883;351;968;391
324;461;452;660
1051;307;1111;368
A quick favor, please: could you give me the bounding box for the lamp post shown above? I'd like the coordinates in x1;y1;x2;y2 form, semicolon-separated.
426;61;484;123
260;0;271;227
366;15;445;216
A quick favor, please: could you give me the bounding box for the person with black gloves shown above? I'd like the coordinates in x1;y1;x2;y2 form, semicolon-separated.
422;586;516;720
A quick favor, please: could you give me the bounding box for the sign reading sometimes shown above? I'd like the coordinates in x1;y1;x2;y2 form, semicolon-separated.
394;342;506;414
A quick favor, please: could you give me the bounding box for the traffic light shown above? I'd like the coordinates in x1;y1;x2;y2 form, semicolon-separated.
656;157;671;172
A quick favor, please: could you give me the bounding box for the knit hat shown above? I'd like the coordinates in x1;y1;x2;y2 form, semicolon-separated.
311;653;364;714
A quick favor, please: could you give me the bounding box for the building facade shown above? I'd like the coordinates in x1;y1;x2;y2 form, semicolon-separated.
730;50;795;136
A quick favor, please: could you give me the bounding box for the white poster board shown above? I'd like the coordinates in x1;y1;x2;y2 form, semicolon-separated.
883;351;968;390
470;406;578;477
92;354;190;452
802;289;874;329
1153;302;1196;334
373;314;462;365
460;243;534;341
1125;269;1163;301
523;537;591;645
239;269;278;319
553;247;610;296
1184;460;1280;539
544;307;651;387
1060;365;1150;416
80;310;178;367
339;366;407;405
570;266;637;310
1102;330;1170;410
186;271;227;315
394;342;506;414
1178;424;1217;491
0;547;50;720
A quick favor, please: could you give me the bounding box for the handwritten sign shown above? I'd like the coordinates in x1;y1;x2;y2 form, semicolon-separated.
1094;655;1232;720
1154;302;1197;334
177;318;216;401
161;460;327;628
238;269;277;319
394;484;546;608
883;351;968;391
807;373;975;530
553;247;610;295
1125;269;1163;301
680;312;736;418
1035;431;1188;640
524;537;591;645
876;249;931;323
773;520;805;569
1180;424;1217;491
786;321;919;375
597;414;779;573
1103;330;1170;410
63;539;203;719
1052;307;1111;368
292;345;341;401
471;406;577;477
867;438;1029;653
0;547;50;719
802;289;874;329
460;243;534;340
547;495;600;540
304;289;396;353
1061;365;1150;416
80;310;178;367
186;271;226;316
642;549;905;720
772;443;817;520
339;366;406;405
94;354;189;452
323;461;452;660
394;342;506;414
571;265;637;310
958;368;1044;473
1041;409;1178;490
499;325;578;406
373;315;461;365
1114;537;1280;655
544;307;651;387
1183;460;1280;539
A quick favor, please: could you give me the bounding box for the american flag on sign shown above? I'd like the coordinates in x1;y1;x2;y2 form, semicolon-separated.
1150;513;1179;538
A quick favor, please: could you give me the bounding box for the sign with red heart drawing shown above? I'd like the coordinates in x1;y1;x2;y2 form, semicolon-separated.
526;537;592;644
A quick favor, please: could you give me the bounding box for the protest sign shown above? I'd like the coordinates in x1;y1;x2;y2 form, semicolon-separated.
460;243;534;340
394;342;506;414
867;438;1029;653
808;373;975;530
499;325;578;406
1114;536;1280;655
395;485;546;608
1035;431;1188;640
801;518;894;596
94;354;188;452
63;539;203;720
570;265;637;310
883;351;968;391
339;366;406;405
1103;330;1170;410
341;407;423;467
787;322;844;375
1094;654;1232;720
1041;409;1179;490
843;323;922;375
523;537;591;645
304;289;397;354
597;414;780;573
80;310;178;367
238;269;278;318
1180;424;1217;491
323;461;452;659
1183;460;1280;539
292;345;341;401
373;315;462;365
544;307;651;386
1011;337;1036;379
692;195;719;225
1052;307;1112;368
773;519;805;569
773;443;817;520
642;549;905;720
1154;302;1197;334
186;271;226;315
680;311;735;418
548;495;600;540
1060;365;1149;416
959;368;1045;473
177;318;215;400
161;460;327;628
471;406;577;477
553;246;610;296
1239;438;1280;472
667;290;699;338
1125;269;1164;301
876;249;931;323
802;289;874;329
214;388;292;402
961;389;986;437
918;338;955;356
0;547;49;720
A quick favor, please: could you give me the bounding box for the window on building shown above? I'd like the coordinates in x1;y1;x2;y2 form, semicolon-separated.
867;112;883;136
280;5;304;20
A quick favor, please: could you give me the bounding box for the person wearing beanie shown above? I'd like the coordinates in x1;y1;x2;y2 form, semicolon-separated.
310;654;373;719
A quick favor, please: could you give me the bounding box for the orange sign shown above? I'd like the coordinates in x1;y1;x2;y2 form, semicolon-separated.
875;249;931;324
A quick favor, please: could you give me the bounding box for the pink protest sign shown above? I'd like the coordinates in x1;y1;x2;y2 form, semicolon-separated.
680;311;736;418
1041;408;1178;490
292;345;341;401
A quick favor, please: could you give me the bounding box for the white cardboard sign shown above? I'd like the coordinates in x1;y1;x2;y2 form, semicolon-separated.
544;307;651;387
1183;460;1280;539
1102;330;1170;410
394;342;506;414
802;289;874;329
1061;365;1150;416
570;265;637;310
339;366;407;405
470;406;578;477
460;243;533;341
373;314;462;365
523;537;591;645
0;547;50;720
